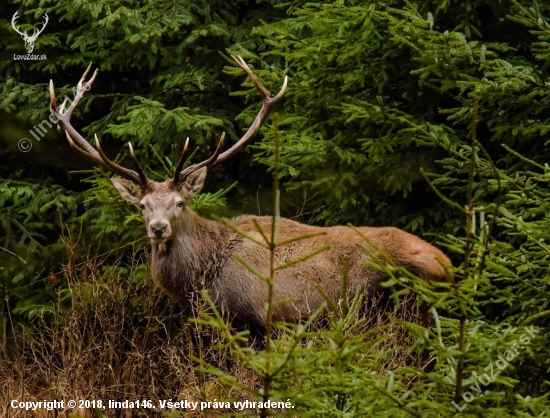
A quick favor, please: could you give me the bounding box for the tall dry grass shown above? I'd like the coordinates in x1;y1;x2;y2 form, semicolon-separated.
1;240;429;418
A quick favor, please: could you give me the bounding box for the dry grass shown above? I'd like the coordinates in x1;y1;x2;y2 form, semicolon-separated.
1;247;430;418
1;246;246;418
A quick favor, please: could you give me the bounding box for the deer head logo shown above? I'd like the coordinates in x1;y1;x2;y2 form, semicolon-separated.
11;11;49;54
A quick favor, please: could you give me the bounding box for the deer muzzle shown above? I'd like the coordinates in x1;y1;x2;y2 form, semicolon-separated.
149;221;170;240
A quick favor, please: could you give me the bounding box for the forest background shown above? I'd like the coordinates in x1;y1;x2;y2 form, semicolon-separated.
1;0;550;416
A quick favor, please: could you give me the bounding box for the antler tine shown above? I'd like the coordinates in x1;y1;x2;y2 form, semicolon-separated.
64;131;114;172
50;65;148;187
51;97;96;158
65;131;140;186
94;135;144;185
230;55;271;98
172;137;190;183
84;68;99;91
178;133;226;183
68;64;98;117
65;131;84;152
49;66;100;157
77;63;93;91
49;79;57;110
51;63;99;125
59;98;68;116
176;56;287;183
208;56;287;166
128;142;149;186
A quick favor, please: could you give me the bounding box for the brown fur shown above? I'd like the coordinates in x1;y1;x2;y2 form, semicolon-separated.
111;168;450;329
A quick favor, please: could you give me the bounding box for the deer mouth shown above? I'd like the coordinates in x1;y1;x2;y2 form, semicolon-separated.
149;235;170;243
149;232;172;254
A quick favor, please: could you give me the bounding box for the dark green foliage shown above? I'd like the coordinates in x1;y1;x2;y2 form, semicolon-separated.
3;0;550;416
0;0;284;325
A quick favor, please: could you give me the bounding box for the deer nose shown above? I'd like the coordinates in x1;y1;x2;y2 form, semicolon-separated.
150;224;167;238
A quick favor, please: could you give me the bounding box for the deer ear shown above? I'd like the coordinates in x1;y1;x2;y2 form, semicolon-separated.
183;167;207;197
111;178;141;203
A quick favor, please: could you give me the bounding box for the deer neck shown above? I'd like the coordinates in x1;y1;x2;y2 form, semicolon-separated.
150;208;229;299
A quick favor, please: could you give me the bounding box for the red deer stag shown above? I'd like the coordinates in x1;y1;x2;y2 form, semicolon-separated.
49;57;450;332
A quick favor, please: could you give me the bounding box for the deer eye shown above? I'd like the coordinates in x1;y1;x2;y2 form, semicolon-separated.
177;201;184;208
139;203;145;210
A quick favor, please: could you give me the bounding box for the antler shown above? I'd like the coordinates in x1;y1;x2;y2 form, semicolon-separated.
49;64;149;187
11;11;26;37
174;55;288;183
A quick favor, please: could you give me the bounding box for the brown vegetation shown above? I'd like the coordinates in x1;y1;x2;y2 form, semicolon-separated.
1;244;428;418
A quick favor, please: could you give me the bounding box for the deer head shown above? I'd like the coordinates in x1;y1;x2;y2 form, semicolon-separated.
12;11;49;54
49;57;287;250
